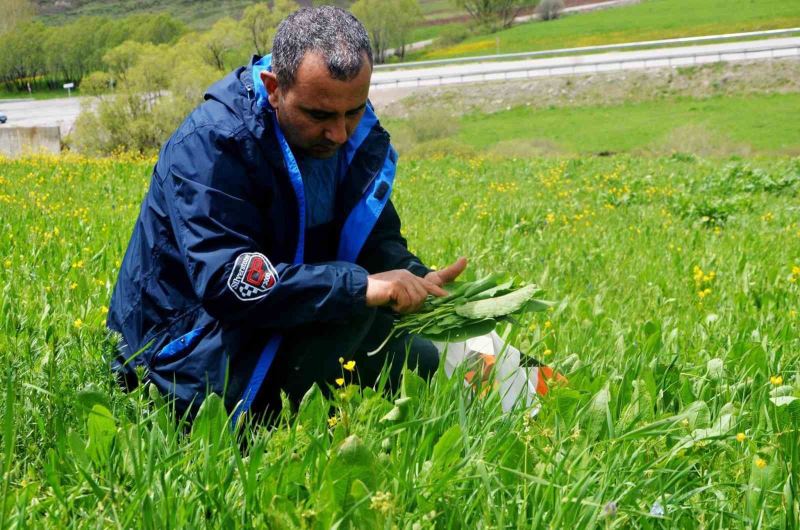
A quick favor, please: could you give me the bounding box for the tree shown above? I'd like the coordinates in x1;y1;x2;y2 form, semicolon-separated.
390;0;423;60
0;0;35;35
72;43;219;154
200;18;248;71
241;0;298;56
453;0;539;31
0;21;45;89
351;0;421;64
103;41;157;83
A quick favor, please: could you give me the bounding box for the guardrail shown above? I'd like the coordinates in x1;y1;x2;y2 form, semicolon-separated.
374;27;800;71
371;43;800;89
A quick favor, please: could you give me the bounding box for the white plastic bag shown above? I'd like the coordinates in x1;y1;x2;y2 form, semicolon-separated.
432;331;544;415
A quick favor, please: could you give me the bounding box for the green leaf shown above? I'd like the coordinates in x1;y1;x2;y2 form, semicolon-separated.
86;404;116;467
461;273;502;299
380;397;413;424
770;396;799;407
455;285;544;319
420;318;497;342
583;386;610;441
431;425;463;471
75;385;110;413
297;383;327;428
323;435;378;506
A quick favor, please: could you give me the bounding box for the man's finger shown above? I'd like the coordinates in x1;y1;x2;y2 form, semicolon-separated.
437;257;468;285
392;283;412;313
421;277;448;297
408;277;428;305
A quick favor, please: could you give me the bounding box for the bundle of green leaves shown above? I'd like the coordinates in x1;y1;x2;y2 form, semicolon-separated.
370;273;553;355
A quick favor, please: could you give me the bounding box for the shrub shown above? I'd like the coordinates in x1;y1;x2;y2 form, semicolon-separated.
537;0;564;21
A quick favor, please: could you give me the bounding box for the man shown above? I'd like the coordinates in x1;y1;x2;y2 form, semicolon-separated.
107;6;467;421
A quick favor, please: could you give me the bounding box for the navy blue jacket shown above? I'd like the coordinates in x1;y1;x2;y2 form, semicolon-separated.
107;56;429;419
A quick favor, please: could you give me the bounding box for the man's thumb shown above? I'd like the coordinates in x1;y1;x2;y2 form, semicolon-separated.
439;257;467;283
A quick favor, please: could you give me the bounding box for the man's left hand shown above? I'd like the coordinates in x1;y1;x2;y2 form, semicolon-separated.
424;257;468;288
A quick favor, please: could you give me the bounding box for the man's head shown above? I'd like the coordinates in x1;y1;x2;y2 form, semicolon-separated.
261;6;373;159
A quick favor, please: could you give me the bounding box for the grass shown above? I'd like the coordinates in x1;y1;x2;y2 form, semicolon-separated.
0;88;76;101
389;92;800;157
1;149;799;526
410;0;800;61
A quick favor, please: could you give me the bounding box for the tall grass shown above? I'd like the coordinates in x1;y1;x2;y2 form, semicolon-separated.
0;152;798;526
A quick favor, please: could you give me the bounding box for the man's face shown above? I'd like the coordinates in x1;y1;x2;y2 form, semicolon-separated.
262;52;372;159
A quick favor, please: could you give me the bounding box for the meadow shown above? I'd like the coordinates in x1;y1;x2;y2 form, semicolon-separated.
413;0;800;60
443;92;800;157
1;151;799;527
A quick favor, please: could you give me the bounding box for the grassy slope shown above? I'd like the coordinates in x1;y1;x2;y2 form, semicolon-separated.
413;0;800;60
37;0;461;29
388;92;800;157
38;0;257;29
465;92;800;155
1;152;799;526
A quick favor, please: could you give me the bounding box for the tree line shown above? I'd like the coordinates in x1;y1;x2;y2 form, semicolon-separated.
0;0;548;153
0;14;186;92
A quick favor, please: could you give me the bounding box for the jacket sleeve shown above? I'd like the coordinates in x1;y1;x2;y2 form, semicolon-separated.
356;196;430;278
160;125;369;328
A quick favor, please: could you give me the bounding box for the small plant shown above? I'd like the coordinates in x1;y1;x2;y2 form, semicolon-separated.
370;274;553;353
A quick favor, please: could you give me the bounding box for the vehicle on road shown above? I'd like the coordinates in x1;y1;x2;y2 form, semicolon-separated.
0;113;7;124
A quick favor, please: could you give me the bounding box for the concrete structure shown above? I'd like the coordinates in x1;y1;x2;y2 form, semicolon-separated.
0;126;61;156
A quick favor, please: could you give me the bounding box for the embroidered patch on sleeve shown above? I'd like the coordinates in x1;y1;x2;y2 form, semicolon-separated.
227;252;279;301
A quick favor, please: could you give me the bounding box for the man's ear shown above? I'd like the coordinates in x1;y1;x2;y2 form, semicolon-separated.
260;70;281;109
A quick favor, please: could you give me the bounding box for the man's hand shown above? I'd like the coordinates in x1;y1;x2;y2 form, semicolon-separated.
366;269;448;314
424;257;468;287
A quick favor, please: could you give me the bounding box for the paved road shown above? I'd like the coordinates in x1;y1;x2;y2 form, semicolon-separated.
0;95;83;135
371;36;800;89
3;36;797;135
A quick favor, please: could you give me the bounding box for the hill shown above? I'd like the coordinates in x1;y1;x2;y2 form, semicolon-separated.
33;0;462;29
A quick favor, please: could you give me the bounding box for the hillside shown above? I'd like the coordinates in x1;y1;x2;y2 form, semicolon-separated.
33;0;305;28
33;0;461;29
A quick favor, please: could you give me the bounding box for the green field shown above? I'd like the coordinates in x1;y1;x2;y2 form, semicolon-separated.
413;0;800;61
388;92;800;158
435;92;800;157
1;151;799;526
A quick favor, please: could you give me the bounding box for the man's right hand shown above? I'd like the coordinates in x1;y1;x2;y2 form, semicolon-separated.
366;269;448;314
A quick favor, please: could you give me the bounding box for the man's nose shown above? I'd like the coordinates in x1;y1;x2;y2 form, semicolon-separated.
325;117;348;145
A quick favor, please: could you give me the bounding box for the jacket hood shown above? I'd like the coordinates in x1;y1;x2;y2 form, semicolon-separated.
203;56;284;166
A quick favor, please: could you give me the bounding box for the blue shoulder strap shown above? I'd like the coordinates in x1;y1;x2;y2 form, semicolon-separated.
233;56;304;427
337;144;396;262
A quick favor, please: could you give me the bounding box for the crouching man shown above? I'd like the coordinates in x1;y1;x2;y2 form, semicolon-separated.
106;6;467;422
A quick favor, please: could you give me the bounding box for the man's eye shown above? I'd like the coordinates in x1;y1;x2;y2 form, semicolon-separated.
308;112;331;120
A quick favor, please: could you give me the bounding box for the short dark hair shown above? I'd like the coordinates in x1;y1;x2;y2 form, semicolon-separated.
271;6;374;88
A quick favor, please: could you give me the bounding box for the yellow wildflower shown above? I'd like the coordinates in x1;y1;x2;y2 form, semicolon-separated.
343;360;356;372
770;375;783;386
544;320;552;329
756;458;767;469
100;306;109;314
736;432;746;442
73;319;83;329
327;415;338;428
543;349;553;356
335;377;345;387
70;282;78;290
